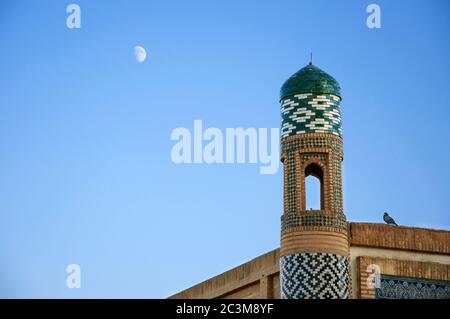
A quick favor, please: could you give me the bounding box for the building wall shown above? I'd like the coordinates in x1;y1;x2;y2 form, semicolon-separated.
350;223;450;298
169;223;450;299
169;249;280;299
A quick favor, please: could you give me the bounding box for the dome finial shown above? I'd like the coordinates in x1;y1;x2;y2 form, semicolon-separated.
309;52;313;65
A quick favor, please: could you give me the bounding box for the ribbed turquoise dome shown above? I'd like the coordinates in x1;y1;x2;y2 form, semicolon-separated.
280;63;341;101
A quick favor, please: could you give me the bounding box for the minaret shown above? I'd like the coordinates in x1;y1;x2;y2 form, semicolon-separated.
279;63;350;299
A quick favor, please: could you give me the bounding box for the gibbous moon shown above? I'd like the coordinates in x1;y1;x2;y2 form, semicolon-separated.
134;46;147;63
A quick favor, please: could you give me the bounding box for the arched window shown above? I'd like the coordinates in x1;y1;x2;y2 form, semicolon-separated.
304;163;324;210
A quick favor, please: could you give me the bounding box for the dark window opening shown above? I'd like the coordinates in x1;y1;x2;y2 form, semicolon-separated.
305;163;324;210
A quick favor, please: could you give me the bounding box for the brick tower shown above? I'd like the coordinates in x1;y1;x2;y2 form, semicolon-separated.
279;63;350;299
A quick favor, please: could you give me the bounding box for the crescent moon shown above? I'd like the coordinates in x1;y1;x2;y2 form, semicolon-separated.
134;46;147;63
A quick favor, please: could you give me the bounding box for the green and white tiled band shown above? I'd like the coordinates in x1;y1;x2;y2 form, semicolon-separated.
281;93;342;138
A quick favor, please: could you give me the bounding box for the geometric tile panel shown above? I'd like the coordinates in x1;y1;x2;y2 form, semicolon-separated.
281;93;342;138
376;275;450;299
280;252;350;299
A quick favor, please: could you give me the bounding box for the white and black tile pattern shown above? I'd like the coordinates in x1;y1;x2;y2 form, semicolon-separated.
280;252;350;299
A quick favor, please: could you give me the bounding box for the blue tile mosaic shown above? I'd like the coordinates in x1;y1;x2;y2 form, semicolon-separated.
376;275;450;299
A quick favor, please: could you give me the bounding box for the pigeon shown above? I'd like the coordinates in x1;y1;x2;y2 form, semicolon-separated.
383;212;398;226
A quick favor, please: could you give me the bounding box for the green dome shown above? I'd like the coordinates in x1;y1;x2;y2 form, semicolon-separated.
280;63;341;101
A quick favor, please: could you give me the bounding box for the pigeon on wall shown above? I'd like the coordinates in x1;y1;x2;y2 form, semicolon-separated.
383;212;398;226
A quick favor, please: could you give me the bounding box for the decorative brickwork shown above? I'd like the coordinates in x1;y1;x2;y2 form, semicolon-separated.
169;61;450;300
169;224;450;299
284;152;297;213
351;223;450;254
281;134;343;154
281;134;344;219
357;256;450;299
281;213;347;232
279;64;350;299
281;230;349;257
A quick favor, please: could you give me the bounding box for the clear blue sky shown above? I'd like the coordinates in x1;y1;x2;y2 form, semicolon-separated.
0;0;449;298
